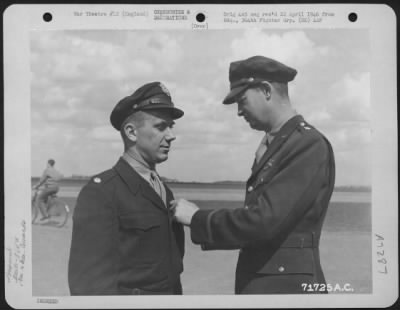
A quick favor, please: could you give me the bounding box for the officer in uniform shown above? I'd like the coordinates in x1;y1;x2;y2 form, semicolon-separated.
173;56;336;294
68;82;185;295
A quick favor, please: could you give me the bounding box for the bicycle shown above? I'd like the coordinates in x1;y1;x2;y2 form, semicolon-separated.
31;188;70;228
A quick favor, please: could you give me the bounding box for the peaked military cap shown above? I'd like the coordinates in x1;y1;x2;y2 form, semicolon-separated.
110;81;184;130
223;55;297;105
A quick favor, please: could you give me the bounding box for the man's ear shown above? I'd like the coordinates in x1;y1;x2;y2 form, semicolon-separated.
260;81;272;99
123;122;137;142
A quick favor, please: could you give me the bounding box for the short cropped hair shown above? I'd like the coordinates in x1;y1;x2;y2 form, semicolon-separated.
48;159;55;166
120;111;149;143
255;81;288;98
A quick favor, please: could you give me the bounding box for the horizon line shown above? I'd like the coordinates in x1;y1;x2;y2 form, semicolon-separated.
30;176;371;189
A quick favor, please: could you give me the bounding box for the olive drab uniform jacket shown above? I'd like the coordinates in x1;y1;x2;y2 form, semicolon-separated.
68;158;185;295
190;115;335;294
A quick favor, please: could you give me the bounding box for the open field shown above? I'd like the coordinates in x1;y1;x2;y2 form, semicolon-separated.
32;178;372;203
32;190;372;296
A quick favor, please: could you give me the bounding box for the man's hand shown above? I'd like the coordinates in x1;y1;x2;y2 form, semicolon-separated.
170;198;199;226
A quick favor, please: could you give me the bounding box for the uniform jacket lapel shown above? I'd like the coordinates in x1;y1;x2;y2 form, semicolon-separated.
250;115;305;180
113;157;167;212
164;185;174;210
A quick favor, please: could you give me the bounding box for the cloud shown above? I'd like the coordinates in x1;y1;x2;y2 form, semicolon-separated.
225;29;330;68
168;82;258;150
41;85;67;105
304;72;371;155
29;30;371;186
328;72;370;122
307;110;331;123
328;126;371;152
88;125;120;141
31;31;184;83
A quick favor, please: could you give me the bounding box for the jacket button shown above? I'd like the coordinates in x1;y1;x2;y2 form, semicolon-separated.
248;186;254;192
244;205;249;210
278;266;285;272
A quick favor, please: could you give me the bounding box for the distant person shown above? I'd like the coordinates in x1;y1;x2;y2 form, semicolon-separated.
32;159;63;221
68;82;185;295
173;56;336;294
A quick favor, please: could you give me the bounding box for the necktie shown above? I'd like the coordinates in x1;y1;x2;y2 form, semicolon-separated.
150;171;167;206
255;135;269;163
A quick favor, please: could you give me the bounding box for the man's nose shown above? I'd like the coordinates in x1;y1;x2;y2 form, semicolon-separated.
165;127;176;141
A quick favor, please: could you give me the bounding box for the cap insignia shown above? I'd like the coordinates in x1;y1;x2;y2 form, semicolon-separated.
149;97;163;104
159;83;171;97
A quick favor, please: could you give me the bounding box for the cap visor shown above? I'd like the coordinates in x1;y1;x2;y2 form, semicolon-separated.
222;85;249;105
141;105;184;119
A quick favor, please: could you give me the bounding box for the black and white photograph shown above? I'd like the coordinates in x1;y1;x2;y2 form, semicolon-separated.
3;4;398;309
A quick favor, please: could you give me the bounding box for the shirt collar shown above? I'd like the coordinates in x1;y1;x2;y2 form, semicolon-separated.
122;151;156;181
265;112;298;143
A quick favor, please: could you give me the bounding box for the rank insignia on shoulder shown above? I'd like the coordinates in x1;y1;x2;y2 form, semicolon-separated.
93;177;101;183
299;122;312;130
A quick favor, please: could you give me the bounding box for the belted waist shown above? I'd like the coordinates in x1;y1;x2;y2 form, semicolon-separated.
280;233;317;248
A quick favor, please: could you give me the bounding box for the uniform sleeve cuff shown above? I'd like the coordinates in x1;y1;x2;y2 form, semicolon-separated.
190;209;213;244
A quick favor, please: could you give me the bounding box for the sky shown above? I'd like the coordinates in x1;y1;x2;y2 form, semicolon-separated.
30;29;371;185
